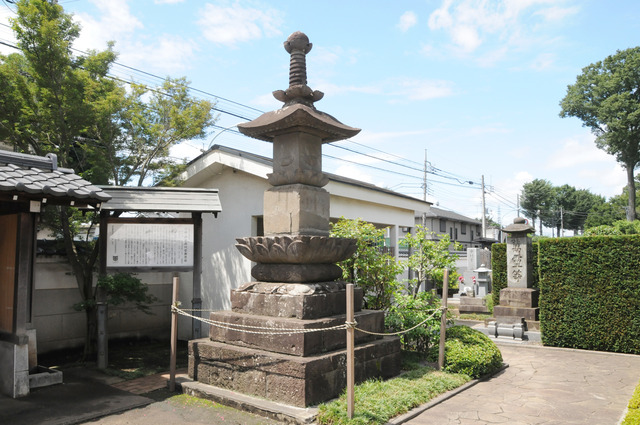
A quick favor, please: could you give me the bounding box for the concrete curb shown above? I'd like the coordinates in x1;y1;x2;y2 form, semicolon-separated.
176;375;318;424
386;363;510;425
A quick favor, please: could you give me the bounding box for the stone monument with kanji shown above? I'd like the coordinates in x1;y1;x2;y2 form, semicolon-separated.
489;217;539;339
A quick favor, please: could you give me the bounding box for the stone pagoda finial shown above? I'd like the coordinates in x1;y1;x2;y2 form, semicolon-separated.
273;31;324;107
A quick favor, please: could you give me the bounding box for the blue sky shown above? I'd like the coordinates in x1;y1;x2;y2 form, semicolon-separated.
1;0;639;232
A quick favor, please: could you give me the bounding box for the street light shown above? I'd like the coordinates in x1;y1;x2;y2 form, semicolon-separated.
204;124;241;151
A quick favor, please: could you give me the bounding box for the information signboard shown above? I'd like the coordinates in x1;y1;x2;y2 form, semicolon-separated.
106;222;194;269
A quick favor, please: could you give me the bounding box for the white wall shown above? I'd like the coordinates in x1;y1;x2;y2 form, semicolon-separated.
33;256;173;353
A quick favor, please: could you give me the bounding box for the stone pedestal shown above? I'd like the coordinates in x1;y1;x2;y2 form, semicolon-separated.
493;288;539;321
459;297;489;314
189;284;401;406
189;336;400;407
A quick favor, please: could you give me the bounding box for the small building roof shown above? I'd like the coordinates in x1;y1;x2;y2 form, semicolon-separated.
99;186;222;214
423;206;482;225
0;151;111;209
186;144;431;211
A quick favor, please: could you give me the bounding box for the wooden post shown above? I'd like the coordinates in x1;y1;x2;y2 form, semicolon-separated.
346;283;355;419
192;212;203;339
169;274;180;392
97;210;109;370
438;268;449;370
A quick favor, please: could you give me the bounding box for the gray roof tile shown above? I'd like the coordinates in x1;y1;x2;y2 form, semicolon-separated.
0;151;111;205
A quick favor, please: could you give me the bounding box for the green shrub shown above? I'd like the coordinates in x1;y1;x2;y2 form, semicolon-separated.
385;292;446;356
539;236;640;354
621;378;640;425
484;294;494;314
442;326;503;378
584;220;640;236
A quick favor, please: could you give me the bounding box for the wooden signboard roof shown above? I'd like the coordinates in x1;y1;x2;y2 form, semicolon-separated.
100;186;222;214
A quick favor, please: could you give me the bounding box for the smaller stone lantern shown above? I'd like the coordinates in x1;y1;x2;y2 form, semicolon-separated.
473;264;492;298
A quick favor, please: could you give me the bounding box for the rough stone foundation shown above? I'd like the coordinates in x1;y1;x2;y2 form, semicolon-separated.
189;336;401;407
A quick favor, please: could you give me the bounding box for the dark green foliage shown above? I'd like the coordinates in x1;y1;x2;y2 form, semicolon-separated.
385;292;447;356
330;217;402;310
74;273;158;314
491;242;539;306
491;243;507;307
442;326;503;378
538;236;640;354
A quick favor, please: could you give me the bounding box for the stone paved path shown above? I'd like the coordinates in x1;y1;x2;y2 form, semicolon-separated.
404;343;640;425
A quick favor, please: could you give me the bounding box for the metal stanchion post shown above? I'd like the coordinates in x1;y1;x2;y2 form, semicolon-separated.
346;283;355;419
170;274;179;392
438;269;449;370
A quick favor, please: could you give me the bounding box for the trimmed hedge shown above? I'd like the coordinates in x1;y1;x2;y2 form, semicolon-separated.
538;236;640;354
442;326;503;378
491;242;539;306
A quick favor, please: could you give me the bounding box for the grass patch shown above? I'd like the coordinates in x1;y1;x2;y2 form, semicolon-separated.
455;313;493;321
621;378;640;425
167;393;219;409
316;367;471;425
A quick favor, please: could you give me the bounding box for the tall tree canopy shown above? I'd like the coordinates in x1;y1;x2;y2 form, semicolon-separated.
560;47;640;221
520;178;554;234
0;0;216;356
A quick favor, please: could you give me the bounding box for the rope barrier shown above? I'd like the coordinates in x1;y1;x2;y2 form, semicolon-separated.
171;305;444;337
353;307;444;336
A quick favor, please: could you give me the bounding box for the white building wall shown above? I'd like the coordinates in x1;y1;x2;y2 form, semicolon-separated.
32;256;173;353
181;164;426;338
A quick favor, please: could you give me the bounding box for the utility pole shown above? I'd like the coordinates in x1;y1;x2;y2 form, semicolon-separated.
517;194;520;217
423;149;427;202
422;149;427;228
560;207;564;237
481;175;487;239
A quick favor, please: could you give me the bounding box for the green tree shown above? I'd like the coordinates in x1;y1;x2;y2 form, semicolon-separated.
560;47;640;221
0;0;215;358
403;225;461;297
330;217;402;310
521;179;554;234
108;78;216;186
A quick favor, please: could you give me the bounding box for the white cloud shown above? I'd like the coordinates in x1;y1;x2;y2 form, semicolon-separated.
530;52;555;70
427;0;580;64
197;1;283;47
398;11;418;32
120;35;197;74
547;135;613;170
534;6;581;22
155;0;185;3
391;78;455;101
333;164;374;184
74;0;196;74
74;0;143;53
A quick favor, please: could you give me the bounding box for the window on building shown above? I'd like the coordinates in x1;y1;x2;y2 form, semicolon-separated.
454;228;458;240
449;227;453;239
461;223;467;235
439;220;446;233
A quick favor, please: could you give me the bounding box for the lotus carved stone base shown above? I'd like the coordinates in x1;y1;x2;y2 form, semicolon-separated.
235;235;356;264
235;235;356;283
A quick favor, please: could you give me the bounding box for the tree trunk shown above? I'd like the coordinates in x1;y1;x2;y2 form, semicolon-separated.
626;165;637;221
83;305;97;360
58;206;100;360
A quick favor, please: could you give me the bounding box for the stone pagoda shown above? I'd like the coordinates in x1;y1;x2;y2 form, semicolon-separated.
188;31;401;407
